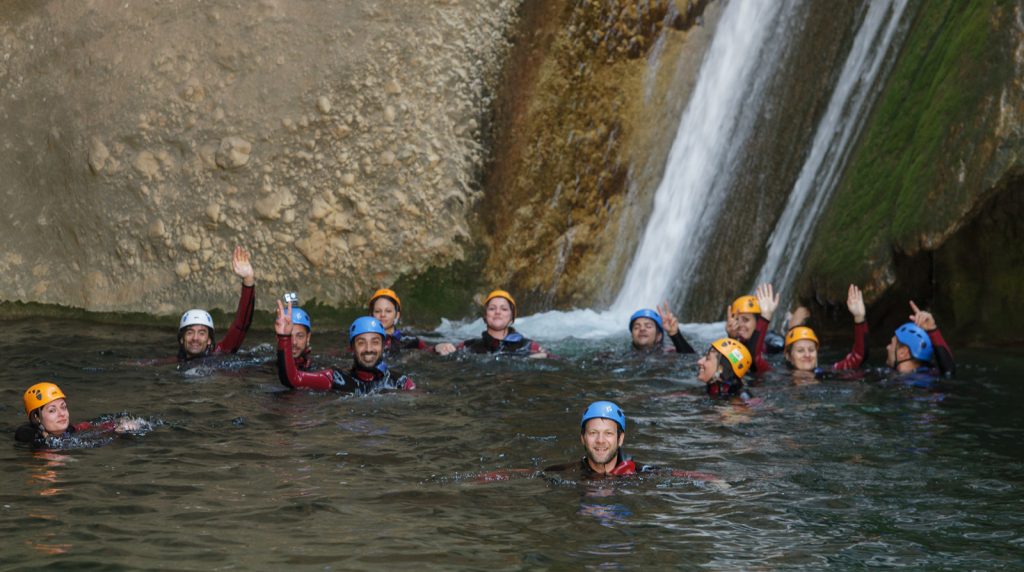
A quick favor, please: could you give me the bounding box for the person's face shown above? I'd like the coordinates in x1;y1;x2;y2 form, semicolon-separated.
291;327;311;358
886;336;909;369
37;399;70;435
372;298;399;331
735;313;756;341
580;418;624;471
786;339;818;371
485;298;513;332
697;349;721;383
181;325;211;357
352;333;383;368
630;318;662;349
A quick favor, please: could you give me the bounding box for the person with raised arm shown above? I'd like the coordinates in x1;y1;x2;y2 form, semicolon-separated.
725;283;777;375
274;301;414;394
628;303;696;354
886;300;955;378
177;246;256;363
782;284;870;380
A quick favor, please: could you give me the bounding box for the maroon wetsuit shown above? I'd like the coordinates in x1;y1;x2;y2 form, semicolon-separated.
276;335;415;394
179;283;256;362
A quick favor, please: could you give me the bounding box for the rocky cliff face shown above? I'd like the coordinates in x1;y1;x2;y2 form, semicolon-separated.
0;0;516;316
798;0;1024;344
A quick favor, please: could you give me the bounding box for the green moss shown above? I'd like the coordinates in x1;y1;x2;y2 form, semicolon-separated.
804;0;1013;293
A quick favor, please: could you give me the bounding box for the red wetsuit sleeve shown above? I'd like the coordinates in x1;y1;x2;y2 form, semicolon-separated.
214;283;256;354
832;321;869;370
752;317;771;373
276;335;334;391
929;328;956;377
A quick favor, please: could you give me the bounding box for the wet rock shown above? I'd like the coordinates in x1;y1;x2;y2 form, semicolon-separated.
215;136;252;169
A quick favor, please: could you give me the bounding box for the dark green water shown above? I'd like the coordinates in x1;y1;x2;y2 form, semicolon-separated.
1;318;1022;570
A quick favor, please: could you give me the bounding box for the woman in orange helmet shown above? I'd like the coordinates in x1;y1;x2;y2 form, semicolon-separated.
15;382;146;449
783;285;869;380
368;288;432;359
434;290;549;358
725;283;779;375
697;338;753;400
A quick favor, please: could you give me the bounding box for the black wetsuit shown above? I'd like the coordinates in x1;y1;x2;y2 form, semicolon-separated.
457;328;544;356
276;335;415;394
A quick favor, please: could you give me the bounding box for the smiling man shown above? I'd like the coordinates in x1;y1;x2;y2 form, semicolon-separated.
274;302;414;395
544;401;650;478
177;245;256;363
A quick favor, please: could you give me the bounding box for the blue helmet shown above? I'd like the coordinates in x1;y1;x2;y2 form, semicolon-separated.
895;323;934;362
629;309;664;335
291;308;312;331
348;316;385;345
581;401;626;433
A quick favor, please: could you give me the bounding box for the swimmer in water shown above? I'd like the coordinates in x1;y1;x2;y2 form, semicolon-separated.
177;245;257;364
725;283;779;375
629;303;695;354
14;382;144;449
434;290;549;358
275;301;415;394
886;301;955;377
542;401;651;477
287;307;315;371
783;284;869;379
368;288;432;359
697;338;753;400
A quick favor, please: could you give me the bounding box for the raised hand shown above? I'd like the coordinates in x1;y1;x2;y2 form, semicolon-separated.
232;245;255;286
909;300;936;331
658;301;680;336
275;299;294;336
725;305;738;338
755;283;780;321
847;284;866;323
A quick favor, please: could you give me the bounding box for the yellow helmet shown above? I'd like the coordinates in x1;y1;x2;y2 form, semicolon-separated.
368;288;402;314
484;289;517;321
24;382;66;417
710;338;752;379
784;326;819;350
730;295;760;315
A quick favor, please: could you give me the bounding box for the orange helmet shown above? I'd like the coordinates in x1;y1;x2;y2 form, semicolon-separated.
710;338;752;379
484;289;517;321
24;382;66;418
368;288;402;314
784;326;819;350
730;295;760;315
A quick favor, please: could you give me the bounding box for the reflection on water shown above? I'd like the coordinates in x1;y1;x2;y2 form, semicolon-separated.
1;317;1023;569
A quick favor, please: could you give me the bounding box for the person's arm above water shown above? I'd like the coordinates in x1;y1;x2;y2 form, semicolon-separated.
214;246;256;354
910;300;955;377
751;283;779;373
274;300;334;391
833;284;869;370
659;302;695;353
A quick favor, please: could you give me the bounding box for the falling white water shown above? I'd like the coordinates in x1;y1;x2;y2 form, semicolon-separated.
610;0;801;314
435;0;804;344
754;0;909;310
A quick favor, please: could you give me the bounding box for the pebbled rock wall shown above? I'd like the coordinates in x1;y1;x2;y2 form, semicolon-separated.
0;0;517;316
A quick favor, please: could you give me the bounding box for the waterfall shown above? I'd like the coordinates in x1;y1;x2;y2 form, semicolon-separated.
754;0;909;311
610;0;801;314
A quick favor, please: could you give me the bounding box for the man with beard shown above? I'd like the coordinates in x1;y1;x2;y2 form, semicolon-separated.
274;301;414;394
543;401;650;477
177;246;257;363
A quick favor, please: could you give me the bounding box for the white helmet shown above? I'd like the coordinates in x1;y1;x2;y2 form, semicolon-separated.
179;309;214;331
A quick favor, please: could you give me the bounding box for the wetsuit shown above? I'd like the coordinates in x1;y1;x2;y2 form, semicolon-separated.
632;331;696;354
928;328;955;377
383;329;431;360
178;283;256;362
706;378;752;400
786;321;871;378
14;420;117;449
543;452;654;478
293;347;315;371
739;317;771;375
455;328;544;356
276;335;415;394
